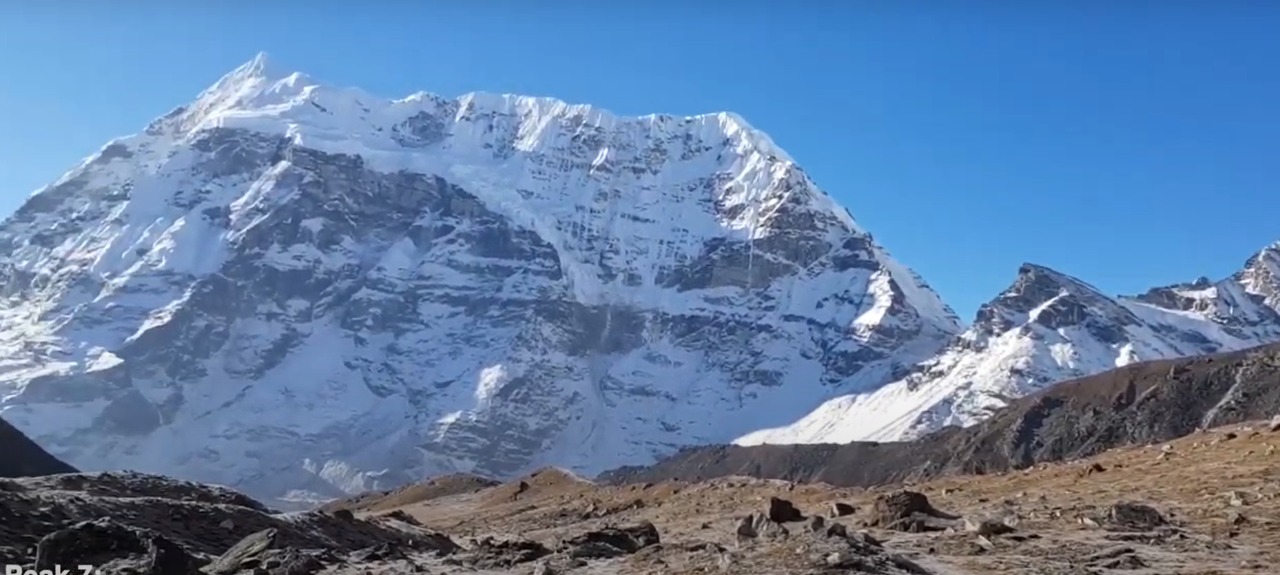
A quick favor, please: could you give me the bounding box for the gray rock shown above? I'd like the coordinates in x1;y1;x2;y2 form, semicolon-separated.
204;528;277;575
963;516;1015;536
456;537;551;569
1107;502;1167;531
35;518;202;575
558;521;660;557
734;515;757;540
750;513;790;539
872;490;956;532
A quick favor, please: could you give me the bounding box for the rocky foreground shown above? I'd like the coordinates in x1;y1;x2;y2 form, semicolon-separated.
3;416;1279;574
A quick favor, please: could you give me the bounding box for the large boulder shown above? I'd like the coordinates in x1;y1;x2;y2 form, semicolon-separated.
35;518;202;575
1107;502;1168;531
870;490;955;532
767;497;804;523
559;521;661;557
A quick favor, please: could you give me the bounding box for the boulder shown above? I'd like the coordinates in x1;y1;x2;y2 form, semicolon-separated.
559;521;660;557
767;496;804;523
750;513;790;539
1106;502;1167;531
963;517;1015;537
829;502;856;517
35;518;203;575
204;528;277;575
455;537;551;569
871;490;955;532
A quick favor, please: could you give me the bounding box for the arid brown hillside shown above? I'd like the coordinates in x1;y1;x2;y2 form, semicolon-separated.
601;341;1280;486
348;419;1280;574
0;416;75;478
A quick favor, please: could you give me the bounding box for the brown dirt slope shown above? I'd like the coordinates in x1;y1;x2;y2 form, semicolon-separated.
0;416;76;478
602;341;1280;486
368;419;1280;574
322;472;499;513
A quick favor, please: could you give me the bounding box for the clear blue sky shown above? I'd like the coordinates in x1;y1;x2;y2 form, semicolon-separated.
2;3;1278;319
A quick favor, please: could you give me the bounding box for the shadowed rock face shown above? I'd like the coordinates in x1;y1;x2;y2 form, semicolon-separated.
600;341;1280;486
0;417;75;478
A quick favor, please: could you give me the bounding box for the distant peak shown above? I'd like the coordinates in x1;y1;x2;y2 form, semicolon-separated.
1240;240;1280;273
1258;240;1280;260
1002;262;1108;304
238;51;278;78
1014;263;1087;286
200;51;296;97
1236;240;1280;311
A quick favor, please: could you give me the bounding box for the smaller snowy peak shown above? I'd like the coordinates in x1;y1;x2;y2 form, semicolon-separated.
225;51;286;82
1009;263;1108;297
971;262;1129;340
1236;240;1280;312
1126;240;1280;329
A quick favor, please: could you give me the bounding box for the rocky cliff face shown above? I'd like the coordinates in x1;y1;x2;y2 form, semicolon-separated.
735;244;1280;446
0;54;961;506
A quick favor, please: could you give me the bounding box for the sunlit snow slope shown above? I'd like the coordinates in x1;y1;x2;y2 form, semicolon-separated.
0;54;962;505
738;247;1280;446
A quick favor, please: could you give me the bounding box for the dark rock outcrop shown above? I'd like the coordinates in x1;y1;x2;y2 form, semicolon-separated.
35;518;203;575
1106;502;1168;532
829;502;856;517
767;496;804;523
0;471;458;568
559;521;660;557
868;491;957;533
450;537;552;569
600;342;1280;487
0;417;76;478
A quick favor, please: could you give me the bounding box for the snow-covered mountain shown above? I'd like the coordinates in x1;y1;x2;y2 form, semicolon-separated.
737;244;1280;446
0;54;963;505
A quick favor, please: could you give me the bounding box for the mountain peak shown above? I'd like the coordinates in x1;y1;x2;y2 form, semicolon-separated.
1245;240;1280;267
1236;239;1280;312
968;262;1117;337
237;51;279;78
0;56;963;504
1010;262;1105;299
204;51;295;94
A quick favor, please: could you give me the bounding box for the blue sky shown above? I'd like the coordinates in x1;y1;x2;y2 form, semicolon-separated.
2;3;1278;318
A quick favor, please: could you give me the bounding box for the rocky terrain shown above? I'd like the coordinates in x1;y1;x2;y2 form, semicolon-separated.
2;358;1279;574
603;340;1280;486
10;417;1274;574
